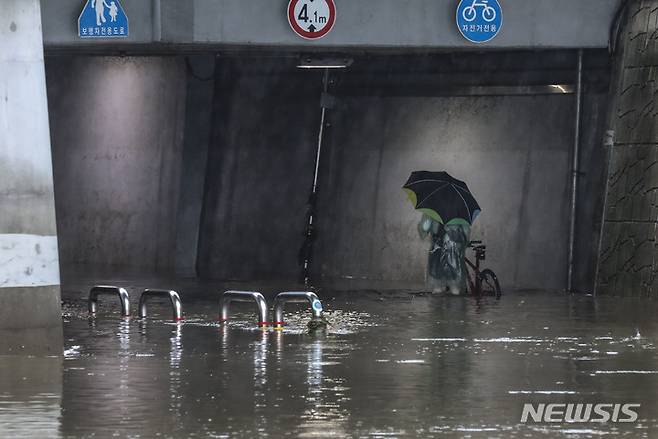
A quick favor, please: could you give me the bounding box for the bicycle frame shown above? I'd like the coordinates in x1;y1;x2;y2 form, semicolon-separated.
465;241;489;296
465;240;503;299
465;255;481;295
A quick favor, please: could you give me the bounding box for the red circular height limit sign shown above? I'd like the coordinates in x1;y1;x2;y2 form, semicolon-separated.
288;0;336;40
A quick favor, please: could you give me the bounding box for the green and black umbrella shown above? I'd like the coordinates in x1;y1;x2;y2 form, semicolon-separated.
403;171;481;226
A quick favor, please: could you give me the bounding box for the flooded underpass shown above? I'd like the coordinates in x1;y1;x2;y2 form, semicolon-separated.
2;289;658;438
6;0;658;437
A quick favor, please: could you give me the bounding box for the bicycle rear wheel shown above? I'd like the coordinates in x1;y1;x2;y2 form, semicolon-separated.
479;269;501;299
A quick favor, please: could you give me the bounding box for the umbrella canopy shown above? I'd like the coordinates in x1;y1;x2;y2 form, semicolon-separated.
403;171;481;226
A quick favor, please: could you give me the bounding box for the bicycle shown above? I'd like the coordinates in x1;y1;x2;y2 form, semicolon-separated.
465;240;501;299
462;0;497;23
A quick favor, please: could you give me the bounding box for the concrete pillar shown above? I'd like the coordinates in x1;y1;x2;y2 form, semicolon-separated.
597;0;658;297
0;0;62;349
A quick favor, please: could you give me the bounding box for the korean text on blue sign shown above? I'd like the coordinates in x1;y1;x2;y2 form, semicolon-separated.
78;0;129;38
456;0;503;43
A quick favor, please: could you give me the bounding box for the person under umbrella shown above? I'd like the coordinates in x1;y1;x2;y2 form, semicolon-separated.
403;171;481;295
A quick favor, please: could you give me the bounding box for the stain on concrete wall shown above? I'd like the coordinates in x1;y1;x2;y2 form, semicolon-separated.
46;56;186;275
174;56;216;277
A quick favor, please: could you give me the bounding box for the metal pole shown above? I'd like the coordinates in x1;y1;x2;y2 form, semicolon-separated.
301;69;330;286
567;49;583;293
593;130;615;297
312;69;329;194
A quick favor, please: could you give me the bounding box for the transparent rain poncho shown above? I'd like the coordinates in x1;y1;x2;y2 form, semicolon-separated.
418;215;470;295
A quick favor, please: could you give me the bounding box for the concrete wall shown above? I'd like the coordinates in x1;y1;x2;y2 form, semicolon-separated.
597;0;658;297
175;55;216;277
40;0;620;50
573;91;609;293
46;56;186;277
42;53;608;292
197;60;321;281
197;54;609;291
0;0;62;339
315;93;608;291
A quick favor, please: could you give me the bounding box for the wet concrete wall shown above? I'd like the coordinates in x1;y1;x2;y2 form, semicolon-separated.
198;54;609;291
316;95;608;291
174;56;216;277
197;60;320;281
597;0;658;297
574;91;610;293
315;95;591;291
0;0;62;337
45;53;608;292
46;56;186;276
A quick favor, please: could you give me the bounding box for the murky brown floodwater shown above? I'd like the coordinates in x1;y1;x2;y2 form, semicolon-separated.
2;289;658;438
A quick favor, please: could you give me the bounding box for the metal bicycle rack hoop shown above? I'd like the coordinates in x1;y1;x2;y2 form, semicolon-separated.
273;291;324;328
219;291;269;327
138;289;183;321
88;285;131;317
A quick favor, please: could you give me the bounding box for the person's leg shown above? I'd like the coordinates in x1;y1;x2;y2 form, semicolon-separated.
428;246;447;294
429;271;448;294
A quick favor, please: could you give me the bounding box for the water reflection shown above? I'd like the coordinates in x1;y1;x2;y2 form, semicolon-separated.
0;355;62;438
169;323;183;436
170;323;183;368
8;292;657;437
289;335;348;437
61;317;175;436
254;330;269;436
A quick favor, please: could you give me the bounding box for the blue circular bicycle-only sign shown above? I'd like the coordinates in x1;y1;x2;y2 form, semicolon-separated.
456;0;503;44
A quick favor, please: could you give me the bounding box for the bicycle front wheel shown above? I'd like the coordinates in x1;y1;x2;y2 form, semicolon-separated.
479;269;501;299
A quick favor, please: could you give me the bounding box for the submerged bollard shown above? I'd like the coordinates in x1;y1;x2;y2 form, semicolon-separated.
273;291;324;329
219;291;269;327
88;285;130;317
138;289;183;321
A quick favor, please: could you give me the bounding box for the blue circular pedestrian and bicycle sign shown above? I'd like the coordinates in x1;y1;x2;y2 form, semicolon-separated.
456;0;503;44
